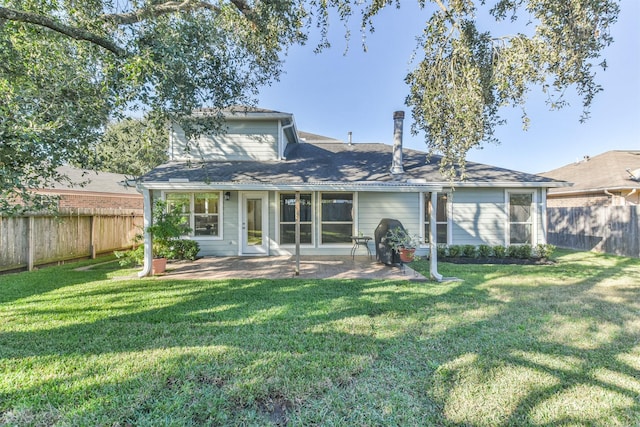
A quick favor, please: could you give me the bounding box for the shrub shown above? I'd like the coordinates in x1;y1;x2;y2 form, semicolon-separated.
517;244;533;259
506;245;519;258
115;245;144;267
535;243;556;259
461;245;477;258
447;245;462;257
478;244;492;258
437;244;447;258
167;239;200;261
493;245;506;258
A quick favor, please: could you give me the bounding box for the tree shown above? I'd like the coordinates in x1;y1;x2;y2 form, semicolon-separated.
0;0;619;213
92;115;169;178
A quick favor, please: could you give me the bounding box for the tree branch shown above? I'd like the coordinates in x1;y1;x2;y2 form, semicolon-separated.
101;0;221;25
0;6;126;56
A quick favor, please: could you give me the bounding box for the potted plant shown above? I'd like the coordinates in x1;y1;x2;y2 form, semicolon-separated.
385;227;420;263
146;199;191;274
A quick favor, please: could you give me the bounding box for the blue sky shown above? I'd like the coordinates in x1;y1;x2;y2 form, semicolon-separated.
258;0;639;174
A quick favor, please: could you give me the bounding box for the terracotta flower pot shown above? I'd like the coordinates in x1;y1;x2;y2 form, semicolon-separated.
399;247;416;263
152;257;167;275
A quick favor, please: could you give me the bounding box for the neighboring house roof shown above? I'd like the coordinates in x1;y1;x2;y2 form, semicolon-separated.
142;140;565;191
41;166;141;197
540;150;640;195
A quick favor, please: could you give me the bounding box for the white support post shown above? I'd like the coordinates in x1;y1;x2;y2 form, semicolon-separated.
138;187;153;277
430;191;443;281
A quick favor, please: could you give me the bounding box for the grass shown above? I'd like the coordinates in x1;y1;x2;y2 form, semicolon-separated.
0;250;638;426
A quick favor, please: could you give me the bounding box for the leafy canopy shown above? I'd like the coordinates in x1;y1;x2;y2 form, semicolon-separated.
0;0;619;213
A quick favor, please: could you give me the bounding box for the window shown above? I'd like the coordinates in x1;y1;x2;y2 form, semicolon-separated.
279;193;313;244
424;193;448;244
320;192;353;244
508;192;534;244
165;192;221;238
194;193;220;236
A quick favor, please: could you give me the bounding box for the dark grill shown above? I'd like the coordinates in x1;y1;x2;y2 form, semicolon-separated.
374;218;406;265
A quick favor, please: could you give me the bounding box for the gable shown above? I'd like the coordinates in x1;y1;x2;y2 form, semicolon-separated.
170;120;281;162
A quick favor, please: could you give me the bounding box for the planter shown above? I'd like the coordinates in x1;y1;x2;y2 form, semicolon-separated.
398;247;416;263
152;257;167;275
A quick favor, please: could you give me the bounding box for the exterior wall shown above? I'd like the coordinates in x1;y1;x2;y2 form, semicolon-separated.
547;193;610;208
170;120;280;161
450;188;506;246
448;187;547;246
57;193;143;211
548;191;639;207
154;187;550;259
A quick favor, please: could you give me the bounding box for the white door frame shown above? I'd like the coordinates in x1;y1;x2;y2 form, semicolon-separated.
239;191;269;255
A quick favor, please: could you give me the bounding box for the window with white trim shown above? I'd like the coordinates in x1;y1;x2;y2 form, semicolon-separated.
424;192;449;244
165;192;222;237
320;192;353;244
508;192;534;244
279;193;313;245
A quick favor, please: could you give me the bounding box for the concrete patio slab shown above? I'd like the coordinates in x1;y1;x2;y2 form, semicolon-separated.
159;256;427;281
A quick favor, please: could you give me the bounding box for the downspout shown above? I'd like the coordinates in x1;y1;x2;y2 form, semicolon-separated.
138;186;153;277
430;191;443;281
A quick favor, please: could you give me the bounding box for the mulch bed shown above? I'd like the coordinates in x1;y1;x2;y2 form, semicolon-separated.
440;257;554;265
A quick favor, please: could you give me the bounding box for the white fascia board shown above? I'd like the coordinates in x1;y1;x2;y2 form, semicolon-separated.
549;185;640;196
223;112;294;120
446;181;572;189
140;181;443;193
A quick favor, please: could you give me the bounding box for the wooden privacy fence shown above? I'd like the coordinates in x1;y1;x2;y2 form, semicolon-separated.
0;209;143;272
547;205;640;258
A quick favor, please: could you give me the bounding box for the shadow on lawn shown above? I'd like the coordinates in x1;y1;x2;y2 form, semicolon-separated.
1;254;639;425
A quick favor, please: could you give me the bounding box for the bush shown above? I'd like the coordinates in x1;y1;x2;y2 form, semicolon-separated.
535;243;556;259
437;244;447;258
167;239;200;261
115;245;144;267
478;244;492;258
493;245;506;258
447;245;462;257
518;244;533;259
506;245;519;258
461;245;477;258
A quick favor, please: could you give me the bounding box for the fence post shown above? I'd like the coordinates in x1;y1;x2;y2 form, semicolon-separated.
90;215;96;259
27;216;35;271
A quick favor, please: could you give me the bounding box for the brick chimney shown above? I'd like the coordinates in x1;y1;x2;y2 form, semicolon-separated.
390;111;405;175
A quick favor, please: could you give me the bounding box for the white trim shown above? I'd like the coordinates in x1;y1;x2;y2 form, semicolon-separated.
276;191;315;247
161;190;224;240
140;182;444;192
319;191;355;246
505;189;538;245
421;191;451;246
541;189;548;244
239;191;269;255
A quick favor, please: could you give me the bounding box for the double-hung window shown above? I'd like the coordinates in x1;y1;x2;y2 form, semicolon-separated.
508;192;534;244
279;193;313;244
165;192;221;237
320;192;353;244
424;192;449;244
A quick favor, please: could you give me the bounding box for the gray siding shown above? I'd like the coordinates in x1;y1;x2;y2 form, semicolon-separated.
170;121;280;162
449;187;547;246
450;188;506;246
156;187;550;258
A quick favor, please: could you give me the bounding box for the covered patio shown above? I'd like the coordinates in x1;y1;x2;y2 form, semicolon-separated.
158;255;427;281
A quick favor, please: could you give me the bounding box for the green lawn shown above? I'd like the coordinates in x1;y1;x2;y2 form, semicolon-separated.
0;250;638;426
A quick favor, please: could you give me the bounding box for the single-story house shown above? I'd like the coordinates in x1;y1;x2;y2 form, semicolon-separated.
540;151;640;207
138;107;568;278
